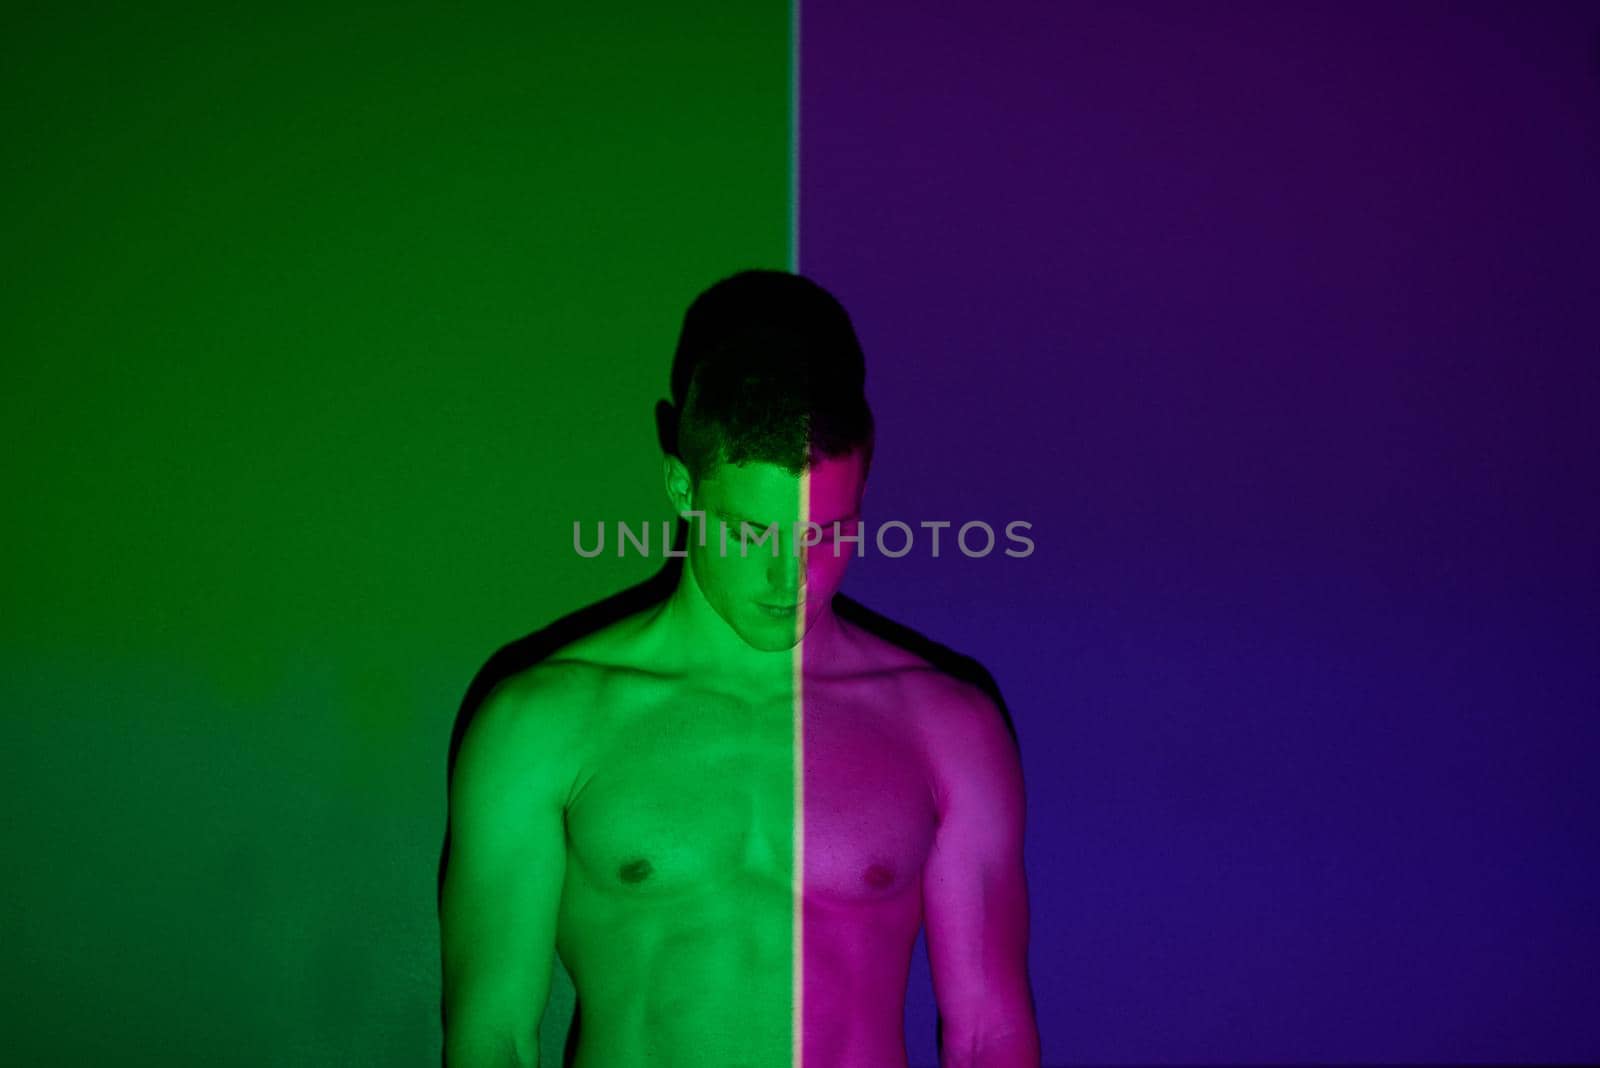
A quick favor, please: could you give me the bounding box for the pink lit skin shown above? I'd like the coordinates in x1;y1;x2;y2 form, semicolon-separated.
800;450;1040;1068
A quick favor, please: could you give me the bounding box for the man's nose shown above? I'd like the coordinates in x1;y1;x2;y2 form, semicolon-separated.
767;538;804;595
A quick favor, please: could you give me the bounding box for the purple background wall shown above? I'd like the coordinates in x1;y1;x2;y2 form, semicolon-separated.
800;2;1599;1063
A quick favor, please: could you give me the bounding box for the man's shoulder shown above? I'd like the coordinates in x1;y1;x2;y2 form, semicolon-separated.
828;618;1014;777
461;611;650;749
542;603;670;675
881;654;1021;811
473;607;671;736
449;658;593;809
835;615;1002;716
902;663;1008;751
456;661;587;770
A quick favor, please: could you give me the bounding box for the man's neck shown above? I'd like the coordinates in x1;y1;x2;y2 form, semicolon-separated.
652;570;841;692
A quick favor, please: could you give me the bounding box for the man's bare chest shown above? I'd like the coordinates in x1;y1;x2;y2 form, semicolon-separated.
561;687;937;903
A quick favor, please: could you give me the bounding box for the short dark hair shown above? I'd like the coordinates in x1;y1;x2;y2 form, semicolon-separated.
671;271;873;480
679;326;874;479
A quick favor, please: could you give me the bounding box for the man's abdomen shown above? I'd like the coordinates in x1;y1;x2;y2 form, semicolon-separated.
560;879;793;1068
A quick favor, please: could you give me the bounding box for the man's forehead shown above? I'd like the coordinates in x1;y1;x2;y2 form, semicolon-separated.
698;454;865;525
805;452;867;524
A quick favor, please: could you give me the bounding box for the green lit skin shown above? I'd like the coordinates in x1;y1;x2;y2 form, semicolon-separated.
441;450;1039;1066
442;456;823;1067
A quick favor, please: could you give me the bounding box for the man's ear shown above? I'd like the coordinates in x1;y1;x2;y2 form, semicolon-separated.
664;454;693;513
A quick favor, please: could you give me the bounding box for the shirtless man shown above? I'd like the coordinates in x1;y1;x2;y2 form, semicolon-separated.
440;272;1038;1067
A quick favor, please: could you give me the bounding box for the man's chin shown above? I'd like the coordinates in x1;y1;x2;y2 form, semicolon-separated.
742;630;803;654
738;616;808;653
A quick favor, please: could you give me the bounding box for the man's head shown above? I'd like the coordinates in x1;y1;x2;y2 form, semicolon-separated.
663;272;873;652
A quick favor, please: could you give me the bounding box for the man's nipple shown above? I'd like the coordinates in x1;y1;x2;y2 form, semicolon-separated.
863;863;895;890
618;858;654;884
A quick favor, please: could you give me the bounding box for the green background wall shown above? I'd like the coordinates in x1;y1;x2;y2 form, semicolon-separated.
1;4;791;1063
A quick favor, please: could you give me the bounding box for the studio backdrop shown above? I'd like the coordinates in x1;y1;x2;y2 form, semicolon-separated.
4;3;1596;1066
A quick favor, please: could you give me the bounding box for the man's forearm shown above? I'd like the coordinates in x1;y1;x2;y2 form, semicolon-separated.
940;1021;1041;1068
443;1029;537;1068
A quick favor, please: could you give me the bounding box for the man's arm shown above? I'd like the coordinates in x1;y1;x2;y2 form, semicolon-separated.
922;680;1040;1068
441;669;576;1067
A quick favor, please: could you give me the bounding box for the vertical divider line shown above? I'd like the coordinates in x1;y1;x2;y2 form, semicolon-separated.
792;467;809;1068
788;0;801;272
789;2;804;1065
